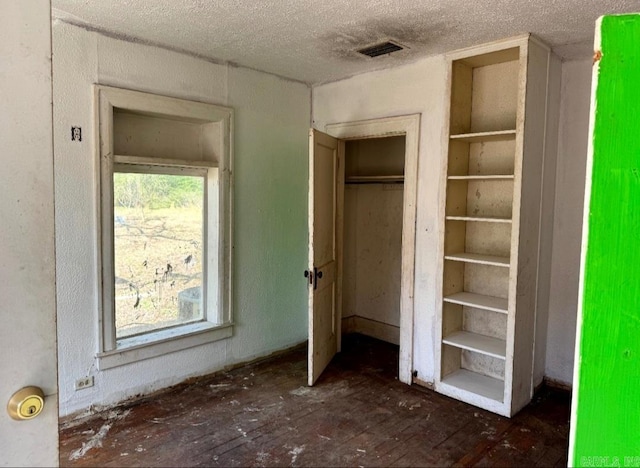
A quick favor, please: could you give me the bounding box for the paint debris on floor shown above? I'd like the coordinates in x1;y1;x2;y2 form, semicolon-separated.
60;334;570;467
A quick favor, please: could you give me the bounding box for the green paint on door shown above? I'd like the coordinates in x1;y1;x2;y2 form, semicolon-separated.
571;14;640;466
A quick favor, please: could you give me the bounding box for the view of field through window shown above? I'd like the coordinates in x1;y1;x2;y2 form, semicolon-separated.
113;172;205;339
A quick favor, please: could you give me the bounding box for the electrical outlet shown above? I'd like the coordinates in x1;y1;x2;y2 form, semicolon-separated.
75;376;94;391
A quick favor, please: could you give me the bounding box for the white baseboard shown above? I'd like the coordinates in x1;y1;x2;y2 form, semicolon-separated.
341;316;400;345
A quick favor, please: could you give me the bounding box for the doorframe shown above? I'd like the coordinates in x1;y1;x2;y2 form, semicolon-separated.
326;114;421;385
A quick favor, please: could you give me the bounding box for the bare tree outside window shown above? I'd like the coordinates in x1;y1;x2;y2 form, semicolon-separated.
113;172;204;338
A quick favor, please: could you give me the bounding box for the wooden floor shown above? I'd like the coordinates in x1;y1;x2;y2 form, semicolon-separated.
60;335;570;467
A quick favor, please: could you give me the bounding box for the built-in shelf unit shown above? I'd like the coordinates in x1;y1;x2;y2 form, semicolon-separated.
435;35;560;417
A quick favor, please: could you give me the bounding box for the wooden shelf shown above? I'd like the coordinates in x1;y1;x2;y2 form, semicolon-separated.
345;175;404;184
450;129;516;143
446;215;512;223
441;369;505;403
114;155;217;168
445;252;510;267
443;292;508;313
448;174;514;180
443;330;506;360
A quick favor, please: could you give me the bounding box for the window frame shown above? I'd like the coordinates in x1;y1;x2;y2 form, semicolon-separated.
94;85;233;370
112;163;210;339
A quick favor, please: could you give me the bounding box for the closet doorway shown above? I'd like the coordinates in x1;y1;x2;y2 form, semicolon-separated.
342;136;405;346
307;114;420;387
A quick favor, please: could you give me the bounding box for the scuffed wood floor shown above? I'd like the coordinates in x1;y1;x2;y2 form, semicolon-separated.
60;334;570;467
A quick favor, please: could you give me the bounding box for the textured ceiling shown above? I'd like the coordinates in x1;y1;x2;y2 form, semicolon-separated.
52;0;639;84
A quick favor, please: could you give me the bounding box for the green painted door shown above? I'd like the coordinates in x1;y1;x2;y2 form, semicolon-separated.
570;14;640;467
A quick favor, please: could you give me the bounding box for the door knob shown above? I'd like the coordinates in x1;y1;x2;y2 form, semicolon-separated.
7;386;45;421
305;268;323;289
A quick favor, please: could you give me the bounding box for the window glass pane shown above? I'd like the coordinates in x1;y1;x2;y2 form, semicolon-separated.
113;172;205;339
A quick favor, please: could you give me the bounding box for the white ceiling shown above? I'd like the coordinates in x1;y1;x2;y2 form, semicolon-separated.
52;0;639;84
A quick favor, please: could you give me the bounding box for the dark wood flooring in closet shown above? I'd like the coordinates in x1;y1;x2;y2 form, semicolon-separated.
59;334;570;467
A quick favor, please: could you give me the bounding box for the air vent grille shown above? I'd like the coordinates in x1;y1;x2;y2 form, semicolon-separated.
358;41;404;58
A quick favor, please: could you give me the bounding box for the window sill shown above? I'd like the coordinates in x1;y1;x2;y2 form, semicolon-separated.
97;322;233;370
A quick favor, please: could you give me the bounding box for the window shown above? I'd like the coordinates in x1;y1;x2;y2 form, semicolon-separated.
113;169;207;338
95;86;233;369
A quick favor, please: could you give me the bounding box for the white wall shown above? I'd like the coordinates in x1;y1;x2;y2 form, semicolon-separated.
344;185;403;328
313;57;448;383
314;53;592;387
0;1;59;465
545;59;592;385
53;20;311;417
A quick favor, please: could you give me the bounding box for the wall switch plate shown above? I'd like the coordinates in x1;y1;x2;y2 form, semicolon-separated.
75;376;94;391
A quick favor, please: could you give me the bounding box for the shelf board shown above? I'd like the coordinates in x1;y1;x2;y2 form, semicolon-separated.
441;369;504;403
446;215;512;223
444;252;510;267
443;330;506;360
345;175;404;184
114;154;217;168
443;292;508;313
450;129;517;142
448;174;514;180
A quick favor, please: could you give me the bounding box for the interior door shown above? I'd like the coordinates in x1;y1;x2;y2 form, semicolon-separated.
308;129;343;386
0;2;59;465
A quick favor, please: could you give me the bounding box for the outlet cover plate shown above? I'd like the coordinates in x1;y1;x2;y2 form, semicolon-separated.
75;376;94;391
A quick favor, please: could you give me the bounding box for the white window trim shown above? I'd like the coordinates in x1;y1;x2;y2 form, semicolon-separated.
94;85;233;370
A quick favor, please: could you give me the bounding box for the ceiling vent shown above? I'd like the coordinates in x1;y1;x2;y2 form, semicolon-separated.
357;41;404;58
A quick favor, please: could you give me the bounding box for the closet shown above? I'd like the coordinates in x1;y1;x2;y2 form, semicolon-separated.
308;115;419;386
435;35;559;417
341;137;406;345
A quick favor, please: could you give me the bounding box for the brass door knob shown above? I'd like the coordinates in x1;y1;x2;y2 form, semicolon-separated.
7;386;45;421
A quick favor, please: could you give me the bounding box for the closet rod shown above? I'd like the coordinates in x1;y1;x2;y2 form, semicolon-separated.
345;175;404;184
